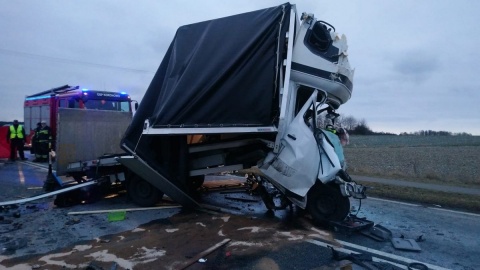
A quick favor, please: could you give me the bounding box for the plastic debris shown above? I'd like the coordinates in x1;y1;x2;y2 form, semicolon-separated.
416;235;426;242
391;238;422;251
107;211;126;222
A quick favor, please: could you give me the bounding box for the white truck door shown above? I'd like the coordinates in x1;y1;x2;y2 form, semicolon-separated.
260;91;320;198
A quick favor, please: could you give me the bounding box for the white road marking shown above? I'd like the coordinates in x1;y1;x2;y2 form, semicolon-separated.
306;238;449;270
368;196;480;217
20;161;49;171
368;197;420;207
426;206;480;217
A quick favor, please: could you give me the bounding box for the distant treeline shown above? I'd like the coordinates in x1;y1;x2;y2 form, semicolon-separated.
398;130;472;136
320;115;472;136
0;119;472;136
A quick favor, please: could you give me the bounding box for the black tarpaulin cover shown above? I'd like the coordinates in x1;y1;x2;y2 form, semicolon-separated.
122;3;291;152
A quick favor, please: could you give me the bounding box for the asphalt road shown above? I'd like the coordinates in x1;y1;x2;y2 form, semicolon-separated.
0;160;479;269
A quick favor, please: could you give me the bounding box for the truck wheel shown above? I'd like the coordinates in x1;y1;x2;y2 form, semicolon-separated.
307;183;350;224
127;175;163;207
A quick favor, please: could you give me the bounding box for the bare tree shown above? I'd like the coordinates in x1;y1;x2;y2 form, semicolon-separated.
341;115;358;130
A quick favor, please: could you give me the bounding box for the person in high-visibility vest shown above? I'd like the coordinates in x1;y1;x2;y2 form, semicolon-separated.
34;120;52;162
6;119;27;162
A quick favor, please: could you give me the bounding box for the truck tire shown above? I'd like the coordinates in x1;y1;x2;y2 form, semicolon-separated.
307;183;350;224
127;175;163;207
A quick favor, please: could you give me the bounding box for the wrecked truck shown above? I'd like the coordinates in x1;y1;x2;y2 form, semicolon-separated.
117;3;366;223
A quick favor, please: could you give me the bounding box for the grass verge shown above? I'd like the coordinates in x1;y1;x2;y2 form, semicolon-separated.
360;181;480;214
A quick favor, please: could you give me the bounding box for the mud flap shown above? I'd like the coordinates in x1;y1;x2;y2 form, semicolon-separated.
117;156;200;209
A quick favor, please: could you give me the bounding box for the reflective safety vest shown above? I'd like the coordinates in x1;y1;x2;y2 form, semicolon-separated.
9;125;24;139
326;128;337;134
37;127;52;141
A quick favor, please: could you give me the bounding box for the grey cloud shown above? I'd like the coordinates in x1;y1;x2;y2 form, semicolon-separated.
1;0;480;135
392;51;440;83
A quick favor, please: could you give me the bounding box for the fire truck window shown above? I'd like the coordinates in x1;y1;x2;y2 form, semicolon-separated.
120;101;130;112
99;100;115;110
59;99;67;108
68;99;77;108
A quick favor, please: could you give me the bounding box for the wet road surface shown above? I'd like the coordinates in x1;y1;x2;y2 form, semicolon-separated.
0;159;478;269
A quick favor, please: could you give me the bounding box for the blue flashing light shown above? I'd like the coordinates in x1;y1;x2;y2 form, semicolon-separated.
82;88;89;91
120;91;127;95
25;95;52;101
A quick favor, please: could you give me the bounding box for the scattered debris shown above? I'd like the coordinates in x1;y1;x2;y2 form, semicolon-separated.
198;258;207;263
177;238;231;270
391;237;422;252
416;235;426;242
107;211;126;222
330;215;374;236
360;224;392;242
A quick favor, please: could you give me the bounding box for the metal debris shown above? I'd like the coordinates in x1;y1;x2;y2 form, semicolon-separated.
391;238;422;252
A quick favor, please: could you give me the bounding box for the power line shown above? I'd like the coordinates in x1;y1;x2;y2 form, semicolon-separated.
0;48;155;74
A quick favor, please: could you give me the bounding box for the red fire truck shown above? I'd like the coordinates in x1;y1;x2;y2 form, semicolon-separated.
24;85;133;148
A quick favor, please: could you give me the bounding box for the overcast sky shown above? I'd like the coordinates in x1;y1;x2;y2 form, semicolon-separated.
1;0;479;135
